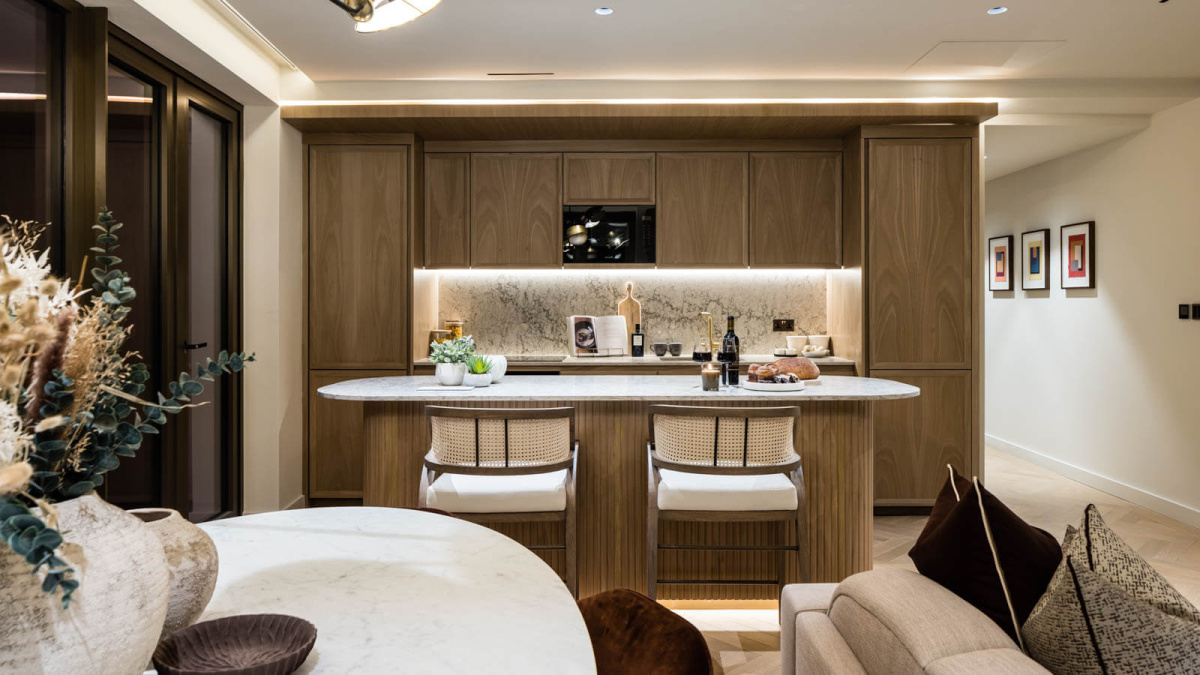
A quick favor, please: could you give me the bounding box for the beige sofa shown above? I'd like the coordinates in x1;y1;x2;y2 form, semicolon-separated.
780;569;1049;674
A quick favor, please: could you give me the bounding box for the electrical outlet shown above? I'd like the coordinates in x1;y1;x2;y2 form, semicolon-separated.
773;319;795;332
1181;304;1191;320
1193;304;1200;320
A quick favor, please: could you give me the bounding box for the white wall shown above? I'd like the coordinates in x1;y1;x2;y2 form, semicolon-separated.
984;97;1200;527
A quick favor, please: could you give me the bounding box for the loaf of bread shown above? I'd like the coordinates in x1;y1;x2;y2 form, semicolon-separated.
754;357;820;381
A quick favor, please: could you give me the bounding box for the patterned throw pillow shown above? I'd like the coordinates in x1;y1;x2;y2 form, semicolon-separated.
1023;506;1200;674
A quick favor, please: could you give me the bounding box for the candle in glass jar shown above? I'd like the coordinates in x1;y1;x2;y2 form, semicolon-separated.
701;362;722;391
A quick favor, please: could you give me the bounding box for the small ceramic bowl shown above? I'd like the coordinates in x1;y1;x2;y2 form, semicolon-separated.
153;614;317;675
667;342;683;357
651;343;669;357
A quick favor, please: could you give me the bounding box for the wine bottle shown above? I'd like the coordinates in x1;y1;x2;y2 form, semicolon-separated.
717;315;740;385
631;323;645;357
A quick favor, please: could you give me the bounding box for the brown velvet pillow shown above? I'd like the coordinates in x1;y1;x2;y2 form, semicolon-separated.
909;466;1062;645
578;589;712;675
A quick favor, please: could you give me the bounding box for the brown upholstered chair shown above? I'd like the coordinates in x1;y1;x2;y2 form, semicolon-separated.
418;406;578;597
646;405;807;600
578;588;713;675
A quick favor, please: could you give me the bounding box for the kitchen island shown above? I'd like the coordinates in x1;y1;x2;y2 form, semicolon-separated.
319;374;918;600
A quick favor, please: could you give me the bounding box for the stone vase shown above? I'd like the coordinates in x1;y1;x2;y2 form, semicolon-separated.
130;507;219;640
0;492;169;675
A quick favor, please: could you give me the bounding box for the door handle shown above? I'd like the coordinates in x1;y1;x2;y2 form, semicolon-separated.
183;342;208;350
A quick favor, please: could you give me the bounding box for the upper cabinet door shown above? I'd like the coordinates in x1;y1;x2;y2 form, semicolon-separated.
749;152;842;267
424;153;470;268
563;152;655;204
868;138;972;369
471;153;562;268
657;152;748;267
309;145;409;369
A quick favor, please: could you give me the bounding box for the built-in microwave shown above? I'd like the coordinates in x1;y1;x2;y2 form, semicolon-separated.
562;206;655;264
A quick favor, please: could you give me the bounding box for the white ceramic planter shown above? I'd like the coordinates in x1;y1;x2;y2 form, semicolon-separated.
462;372;492;387
129;508;218;640
488;355;508;383
0;493;169;675
434;362;467;386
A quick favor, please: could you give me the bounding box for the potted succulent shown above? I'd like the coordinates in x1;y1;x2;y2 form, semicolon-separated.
0;209;254;673
462;355;493;388
429;335;475;385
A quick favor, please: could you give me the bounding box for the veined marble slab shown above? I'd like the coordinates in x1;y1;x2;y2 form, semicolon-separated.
199;508;595;674
319;374;918;402
413;354;858;368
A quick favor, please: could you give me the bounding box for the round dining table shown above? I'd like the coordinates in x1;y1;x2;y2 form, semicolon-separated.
197;507;596;673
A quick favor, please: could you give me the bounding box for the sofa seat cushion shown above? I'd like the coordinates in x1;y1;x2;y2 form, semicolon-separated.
829;569;1022;673
426;470;567;513
926;649;1049;674
656;469;797;511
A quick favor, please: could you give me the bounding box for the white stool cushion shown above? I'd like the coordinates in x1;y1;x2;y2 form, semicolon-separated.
657;469;798;511
427;470;568;513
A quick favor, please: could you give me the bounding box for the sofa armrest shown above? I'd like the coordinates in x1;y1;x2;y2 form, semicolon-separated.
795;613;868;674
780;583;839;675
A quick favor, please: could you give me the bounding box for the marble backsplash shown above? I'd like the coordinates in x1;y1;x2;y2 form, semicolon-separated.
437;270;827;356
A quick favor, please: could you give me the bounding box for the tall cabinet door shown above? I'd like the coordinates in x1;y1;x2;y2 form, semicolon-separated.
470;153;561;268
868;139;971;369
309;145;409;369
657;153;748;267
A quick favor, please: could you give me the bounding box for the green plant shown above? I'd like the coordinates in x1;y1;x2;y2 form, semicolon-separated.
0;208;254;609
467;355;493;375
428;335;475;364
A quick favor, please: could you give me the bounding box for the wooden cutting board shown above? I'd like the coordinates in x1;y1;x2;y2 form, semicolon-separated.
616;282;642;337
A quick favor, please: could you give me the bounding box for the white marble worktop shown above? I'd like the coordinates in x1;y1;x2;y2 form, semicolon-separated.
199;508;595;674
318;374;918;402
413;354;857;368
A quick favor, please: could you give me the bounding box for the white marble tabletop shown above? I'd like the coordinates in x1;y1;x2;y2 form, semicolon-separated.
198;508;596;674
318;374;919;402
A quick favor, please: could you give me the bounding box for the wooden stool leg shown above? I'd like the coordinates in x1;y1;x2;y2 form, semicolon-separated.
566;459;579;599
777;520;788;600
792;467;809;583
646;512;658;601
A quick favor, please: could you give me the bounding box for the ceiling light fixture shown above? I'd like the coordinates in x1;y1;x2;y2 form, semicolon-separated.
327;0;373;21
595;7;614;15
987;6;1008;14
325;0;442;33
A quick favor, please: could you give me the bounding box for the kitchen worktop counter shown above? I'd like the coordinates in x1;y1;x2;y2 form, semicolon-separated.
413;354;857;368
318;374;917;402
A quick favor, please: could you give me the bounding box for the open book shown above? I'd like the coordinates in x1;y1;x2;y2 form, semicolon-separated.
570;315;629;357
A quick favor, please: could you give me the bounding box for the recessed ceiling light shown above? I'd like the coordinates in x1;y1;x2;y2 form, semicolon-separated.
595;7;614;15
987;6;1008;14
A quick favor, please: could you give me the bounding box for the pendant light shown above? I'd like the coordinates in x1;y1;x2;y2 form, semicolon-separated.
355;0;442;32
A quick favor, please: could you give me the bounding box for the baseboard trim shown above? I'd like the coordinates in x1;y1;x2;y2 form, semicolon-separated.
986;434;1200;530
284;494;307;511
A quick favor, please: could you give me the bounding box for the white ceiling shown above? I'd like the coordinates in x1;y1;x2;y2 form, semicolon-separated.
226;0;1200;82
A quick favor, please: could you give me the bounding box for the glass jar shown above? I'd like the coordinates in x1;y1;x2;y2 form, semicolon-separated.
445;320;464;340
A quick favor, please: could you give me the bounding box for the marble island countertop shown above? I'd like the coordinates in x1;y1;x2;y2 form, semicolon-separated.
414;353;857;367
319;374;918;402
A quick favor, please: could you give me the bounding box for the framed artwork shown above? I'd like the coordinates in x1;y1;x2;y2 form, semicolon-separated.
988;235;1014;292
1020;228;1051;290
1060;221;1096;289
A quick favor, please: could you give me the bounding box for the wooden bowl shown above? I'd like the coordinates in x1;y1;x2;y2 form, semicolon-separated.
153;614;317;675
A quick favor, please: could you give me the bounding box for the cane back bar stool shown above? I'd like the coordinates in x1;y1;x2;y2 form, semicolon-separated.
418;406;578;597
646;405;808;600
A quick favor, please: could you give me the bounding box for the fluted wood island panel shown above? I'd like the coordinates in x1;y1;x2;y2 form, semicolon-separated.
320;375;918;600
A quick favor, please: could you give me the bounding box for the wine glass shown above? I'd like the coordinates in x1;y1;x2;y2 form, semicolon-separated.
692;337;711;363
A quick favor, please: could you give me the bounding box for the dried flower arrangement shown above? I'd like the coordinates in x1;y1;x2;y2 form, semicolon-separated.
0;209;254;608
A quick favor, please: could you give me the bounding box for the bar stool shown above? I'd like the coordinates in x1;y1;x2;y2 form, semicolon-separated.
645;405;807;600
418;406;578;597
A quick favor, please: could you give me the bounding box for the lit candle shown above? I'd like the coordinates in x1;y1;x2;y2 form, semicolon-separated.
701;362;722;391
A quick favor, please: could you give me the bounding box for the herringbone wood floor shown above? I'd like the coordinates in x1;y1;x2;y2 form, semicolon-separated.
678;447;1200;674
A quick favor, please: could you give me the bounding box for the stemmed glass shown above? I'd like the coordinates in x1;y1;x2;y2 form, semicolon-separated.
692;337;712;364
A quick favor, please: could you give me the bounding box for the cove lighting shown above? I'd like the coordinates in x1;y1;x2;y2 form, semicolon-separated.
987;6;1008;14
355;0;441;33
595;7;613;15
280;96;1001;107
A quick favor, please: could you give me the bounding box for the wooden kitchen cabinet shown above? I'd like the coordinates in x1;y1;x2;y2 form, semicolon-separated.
656;152;748;267
868;138;972;369
308;145;409;369
749;152;842;267
563;152;655;204
871;369;973;504
471;153;562;267
424;153;471;268
308;370;400;498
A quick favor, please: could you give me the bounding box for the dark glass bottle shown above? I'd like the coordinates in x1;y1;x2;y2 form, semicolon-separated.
717;315;740;385
631;323;645;357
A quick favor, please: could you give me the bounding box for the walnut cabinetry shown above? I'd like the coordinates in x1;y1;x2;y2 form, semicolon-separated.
656;152;748;267
749;152;842;267
423;153;470;268
470;153;562;267
308;370;401;498
308;145;409;369
563;152;655;204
